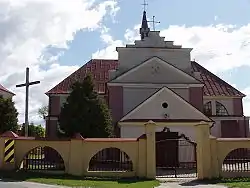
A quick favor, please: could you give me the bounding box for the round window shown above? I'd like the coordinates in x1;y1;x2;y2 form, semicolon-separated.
162;102;168;108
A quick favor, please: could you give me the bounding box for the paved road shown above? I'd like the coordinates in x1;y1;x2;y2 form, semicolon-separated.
0;180;68;188
157;182;227;188
156;179;228;188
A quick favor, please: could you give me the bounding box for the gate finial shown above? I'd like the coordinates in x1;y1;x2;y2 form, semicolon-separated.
161;127;170;132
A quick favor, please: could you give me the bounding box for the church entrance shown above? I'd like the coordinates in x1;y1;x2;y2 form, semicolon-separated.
155;128;197;178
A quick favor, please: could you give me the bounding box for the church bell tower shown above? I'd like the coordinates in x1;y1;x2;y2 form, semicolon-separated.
140;11;150;40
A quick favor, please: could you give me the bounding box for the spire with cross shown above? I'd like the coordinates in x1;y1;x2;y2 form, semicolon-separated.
140;0;150;40
148;16;160;31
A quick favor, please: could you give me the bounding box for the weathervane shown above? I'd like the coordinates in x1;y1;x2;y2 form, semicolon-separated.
148;16;160;31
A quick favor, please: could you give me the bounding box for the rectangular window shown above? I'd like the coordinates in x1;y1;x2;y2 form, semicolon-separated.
60;95;68;108
100;61;105;68
92;62;96;70
96;73;100;81
86;66;91;73
100;72;104;80
105;72;109;79
98;83;105;93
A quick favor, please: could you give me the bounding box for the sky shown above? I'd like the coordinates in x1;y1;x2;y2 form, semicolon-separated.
1;0;250;125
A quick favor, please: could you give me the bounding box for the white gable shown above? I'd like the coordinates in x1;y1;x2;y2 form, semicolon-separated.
110;57;200;84
121;87;211;122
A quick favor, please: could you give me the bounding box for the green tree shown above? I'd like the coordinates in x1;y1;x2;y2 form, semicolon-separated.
58;75;113;138
20;123;45;137
38;106;48;119
0;95;18;134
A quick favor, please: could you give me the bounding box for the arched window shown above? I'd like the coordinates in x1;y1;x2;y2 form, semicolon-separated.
203;102;212;116
216;101;229;116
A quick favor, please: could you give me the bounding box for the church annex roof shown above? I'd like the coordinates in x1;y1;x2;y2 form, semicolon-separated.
191;61;245;97
46;59;245;97
0;84;15;95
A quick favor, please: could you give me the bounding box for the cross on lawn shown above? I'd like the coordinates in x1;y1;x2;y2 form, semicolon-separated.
16;67;40;137
148;16;160;31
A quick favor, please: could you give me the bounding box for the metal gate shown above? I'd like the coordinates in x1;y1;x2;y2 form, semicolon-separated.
20;146;65;173
156;131;197;178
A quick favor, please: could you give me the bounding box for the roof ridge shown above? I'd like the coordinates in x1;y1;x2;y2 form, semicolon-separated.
46;59;118;95
0;84;15;95
109;56;201;84
46;59;93;95
121;86;213;122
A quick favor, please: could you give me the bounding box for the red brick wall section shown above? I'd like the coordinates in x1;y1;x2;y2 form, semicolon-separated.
246;120;250;137
238;119;249;138
108;86;123;123
189;87;203;112
49;96;61;116
45;119;49;136
46;119;58;138
221;120;240;138
233;98;243;116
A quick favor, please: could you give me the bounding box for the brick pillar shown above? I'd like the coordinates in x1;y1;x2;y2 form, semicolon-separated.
46;95;61;138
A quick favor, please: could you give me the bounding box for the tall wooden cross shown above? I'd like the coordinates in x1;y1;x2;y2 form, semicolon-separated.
142;0;148;11
148;16;160;31
16;67;40;137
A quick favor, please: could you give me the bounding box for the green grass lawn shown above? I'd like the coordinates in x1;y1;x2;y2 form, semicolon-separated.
221;182;250;188
206;178;250;188
0;171;160;188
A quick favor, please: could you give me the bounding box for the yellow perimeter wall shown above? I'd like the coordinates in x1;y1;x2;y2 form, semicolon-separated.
0;123;155;179
196;122;250;179
0;121;249;179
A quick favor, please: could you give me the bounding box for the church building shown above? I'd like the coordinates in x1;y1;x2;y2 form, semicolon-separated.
45;11;249;141
0;84;15;99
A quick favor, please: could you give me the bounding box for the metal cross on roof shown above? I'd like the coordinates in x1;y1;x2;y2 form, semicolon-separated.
148;16;160;31
141;0;148;11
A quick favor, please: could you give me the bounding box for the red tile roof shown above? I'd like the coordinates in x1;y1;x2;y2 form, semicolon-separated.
1;131;19;138
46;59;245;97
46;59;118;95
0;84;15;95
191;61;245;97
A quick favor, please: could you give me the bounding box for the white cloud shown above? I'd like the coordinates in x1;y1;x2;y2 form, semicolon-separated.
0;0;119;125
93;23;250;115
160;24;250;73
95;23;250;73
92;26;123;59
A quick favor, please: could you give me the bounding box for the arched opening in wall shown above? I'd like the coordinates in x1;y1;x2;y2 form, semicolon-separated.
20;146;65;173
203;101;212;116
155;130;197;178
222;148;250;174
88;147;133;172
216;101;229;116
